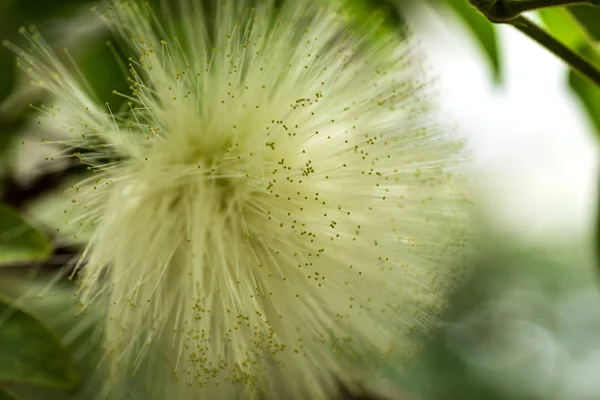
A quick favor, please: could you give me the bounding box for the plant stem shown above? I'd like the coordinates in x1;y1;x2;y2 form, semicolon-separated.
500;0;600;20
470;0;600;86
470;0;600;22
510;15;600;86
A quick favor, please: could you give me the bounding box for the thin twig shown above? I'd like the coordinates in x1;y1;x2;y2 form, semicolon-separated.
469;0;600;87
510;15;600;86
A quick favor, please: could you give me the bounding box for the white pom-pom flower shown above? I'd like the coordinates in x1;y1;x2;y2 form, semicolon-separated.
7;0;469;398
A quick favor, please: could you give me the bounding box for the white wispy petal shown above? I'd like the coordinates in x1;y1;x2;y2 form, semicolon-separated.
7;0;470;398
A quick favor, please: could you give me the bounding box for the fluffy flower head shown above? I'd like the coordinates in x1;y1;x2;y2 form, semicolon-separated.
9;0;469;398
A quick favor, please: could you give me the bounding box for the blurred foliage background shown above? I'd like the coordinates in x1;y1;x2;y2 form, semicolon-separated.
1;0;599;399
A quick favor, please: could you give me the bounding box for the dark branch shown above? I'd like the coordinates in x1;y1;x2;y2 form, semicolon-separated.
511;15;600;86
470;0;600;23
468;0;600;87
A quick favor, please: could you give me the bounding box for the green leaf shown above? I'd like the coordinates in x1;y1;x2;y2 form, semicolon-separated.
0;300;80;390
443;0;501;82
76;35;130;110
3;0;95;27
539;7;600;63
0;47;15;105
342;0;407;32
0;204;52;264
569;57;600;134
539;8;585;49
320;0;408;46
0;388;18;400
539;8;600;135
569;5;600;41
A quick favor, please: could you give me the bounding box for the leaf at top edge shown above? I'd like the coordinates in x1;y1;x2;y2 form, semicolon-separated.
0;204;52;265
0;300;80;391
569;5;600;41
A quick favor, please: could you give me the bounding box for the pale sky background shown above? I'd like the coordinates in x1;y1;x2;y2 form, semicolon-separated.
409;4;599;241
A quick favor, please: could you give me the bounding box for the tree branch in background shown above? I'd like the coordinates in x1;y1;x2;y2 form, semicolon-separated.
0;164;84;210
511;15;600;86
471;0;600;22
469;0;600;87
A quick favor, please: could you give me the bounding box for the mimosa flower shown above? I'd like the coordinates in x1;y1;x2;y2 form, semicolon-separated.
6;0;470;398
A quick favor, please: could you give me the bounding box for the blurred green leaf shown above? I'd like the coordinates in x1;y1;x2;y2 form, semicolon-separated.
569;66;600;134
77;35;130;110
564;6;600;134
0;389;18;400
538;7;600;60
0;300;80;390
0;0;19;157
0;204;52;264
539;8;600;135
344;0;406;31
443;0;501;82
0;49;15;105
569;5;600;41
0;110;29;161
3;0;94;27
0;0;97;164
